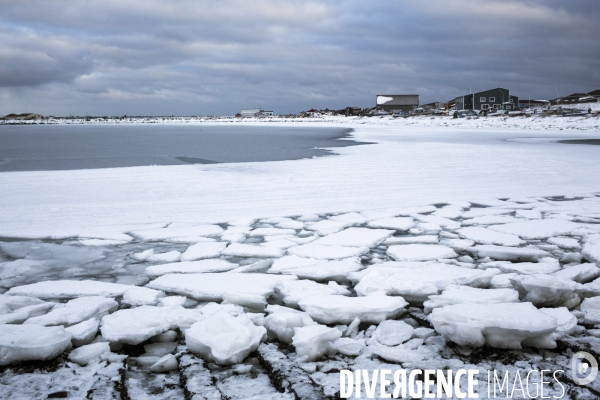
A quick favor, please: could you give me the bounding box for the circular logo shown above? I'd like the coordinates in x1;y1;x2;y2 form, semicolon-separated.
571;352;598;385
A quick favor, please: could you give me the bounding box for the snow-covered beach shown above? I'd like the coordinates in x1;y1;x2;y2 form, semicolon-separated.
1;117;600;399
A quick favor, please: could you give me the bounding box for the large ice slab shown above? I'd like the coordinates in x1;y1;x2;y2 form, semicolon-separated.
101;305;201;344
185;310;266;366
131;225;223;241
287;244;368;260
553;263;600;283
298;294;407;324
580;297;600;324
384;235;439;245
145;259;237;278
6;280;130;299
354;265;499;303
25;296;118;327
457;227;524;247
268;256;363;281
0;302;55;324
510;274;584;308
429;302;558;349
312;227;394;247
467;245;550;262
489;219;581;239
180;242;227;261
0;324;72;365
122;286;166;306
248;228;297;236
275;279;350;307
221;243;285;258
304;220;354;235
423;285;519;314
146;273;296;303
386;244;457;262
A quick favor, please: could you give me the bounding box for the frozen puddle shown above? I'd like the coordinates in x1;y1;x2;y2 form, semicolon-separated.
1;193;600;398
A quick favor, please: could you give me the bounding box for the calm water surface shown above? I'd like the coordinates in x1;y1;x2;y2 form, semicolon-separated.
0;124;366;172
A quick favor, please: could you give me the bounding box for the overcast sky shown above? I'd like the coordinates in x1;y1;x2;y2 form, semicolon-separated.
1;0;599;116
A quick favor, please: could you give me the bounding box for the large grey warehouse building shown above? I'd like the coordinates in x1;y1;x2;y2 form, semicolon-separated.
376;94;419;112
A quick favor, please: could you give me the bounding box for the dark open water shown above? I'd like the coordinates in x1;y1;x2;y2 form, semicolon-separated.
0;124;365;172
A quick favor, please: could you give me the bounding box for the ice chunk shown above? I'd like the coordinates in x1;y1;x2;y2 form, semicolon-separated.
248;228;296;236
547;237;581;250
228;259;272;273
582;237;600;262
354;265;499;303
276;219;305;230
146;272;296;302
580;297;600;324
298;294;407;324
461;208;513;219
264;312;316;343
131;249;154;261
159;296;189;307
275;279;350;307
462;215;522;226
367;218;415;232
386;244;457;262
292;325;341;362
423;285;519;314
457;227;524;247
375;320;414;346
467;245;550;262
25;296;118;326
335;338;364;356
145;259;237;278
287;244;368;260
361;206;437;220
0;324;72;365
439;238;475;251
412;214;461;230
6;280;130;299
221;243;285;258
122;286;166;306
433;205;464;219
385;235;438;245
330;212;369;224
480;258;561;275
510;274;584;308
150;354;179;372
0;302;55;324
261;239;298;249
0;294;45;313
584;278;600;297
539;308;577;338
147;251;181;263
101;305;201;344
304;220;354;235
489;273;519;288
79;239;128;246
553;263;600;283
185;310;266;366
268;256;363;281
313;227;393;247
68;342;111;366
429;302;558;349
489;219;581;240
131;225;223;241
65;318;100;347
180;242;227;261
151;330;178;343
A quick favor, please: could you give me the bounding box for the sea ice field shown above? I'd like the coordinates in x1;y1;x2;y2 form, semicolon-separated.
0;116;600;399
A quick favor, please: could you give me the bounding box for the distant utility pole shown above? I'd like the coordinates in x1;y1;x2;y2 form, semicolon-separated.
550;86;559;105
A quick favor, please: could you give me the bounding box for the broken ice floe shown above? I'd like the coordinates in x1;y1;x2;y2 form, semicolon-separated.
428;302;559;349
6;280;130;299
0;324;72;365
386;244;457;261
423;285;519;314
145;259;237;277
297;294;407;324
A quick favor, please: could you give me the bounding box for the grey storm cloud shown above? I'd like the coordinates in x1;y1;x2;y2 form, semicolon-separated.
0;0;598;116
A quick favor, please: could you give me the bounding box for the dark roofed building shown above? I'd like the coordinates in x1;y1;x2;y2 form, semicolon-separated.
376;94;419;112
455;88;518;111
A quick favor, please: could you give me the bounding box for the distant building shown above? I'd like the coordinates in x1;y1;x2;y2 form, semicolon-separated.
376;94;419;112
240;108;273;117
421;102;446;111
454;88;518;111
3;113;43;120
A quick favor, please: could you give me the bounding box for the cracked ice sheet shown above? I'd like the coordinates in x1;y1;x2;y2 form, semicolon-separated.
3;123;600;238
